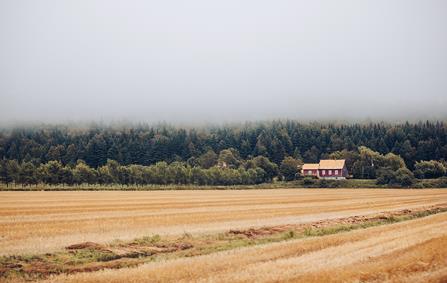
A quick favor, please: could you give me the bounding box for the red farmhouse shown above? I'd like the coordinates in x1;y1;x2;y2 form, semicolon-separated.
302;159;348;180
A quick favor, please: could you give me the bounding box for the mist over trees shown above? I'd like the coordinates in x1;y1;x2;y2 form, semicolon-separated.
1;121;446;168
0;121;446;186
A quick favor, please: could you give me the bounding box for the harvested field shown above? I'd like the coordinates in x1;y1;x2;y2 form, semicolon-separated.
1;203;446;282
41;212;447;283
1;189;447;256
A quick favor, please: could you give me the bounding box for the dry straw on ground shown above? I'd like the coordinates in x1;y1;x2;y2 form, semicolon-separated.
1;189;447;255
43;212;447;283
1;189;447;282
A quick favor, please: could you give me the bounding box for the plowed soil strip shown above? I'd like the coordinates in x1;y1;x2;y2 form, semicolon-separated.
1;203;446;282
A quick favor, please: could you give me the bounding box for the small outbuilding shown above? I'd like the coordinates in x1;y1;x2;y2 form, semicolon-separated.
302;159;348;180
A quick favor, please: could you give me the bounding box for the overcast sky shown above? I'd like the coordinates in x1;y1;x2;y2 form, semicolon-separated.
1;0;446;124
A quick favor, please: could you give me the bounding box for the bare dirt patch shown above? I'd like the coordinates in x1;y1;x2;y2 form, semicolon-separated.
65;242;106;251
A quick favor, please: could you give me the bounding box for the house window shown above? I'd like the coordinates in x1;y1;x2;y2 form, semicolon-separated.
329;170;332;175
322;170;326;175
308;170;312;175
334;170;338;175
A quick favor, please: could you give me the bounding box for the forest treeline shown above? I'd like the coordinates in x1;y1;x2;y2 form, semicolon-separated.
0;121;446;186
1;145;446;187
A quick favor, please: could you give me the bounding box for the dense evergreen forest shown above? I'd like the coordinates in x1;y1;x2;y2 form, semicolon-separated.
0;121;446;187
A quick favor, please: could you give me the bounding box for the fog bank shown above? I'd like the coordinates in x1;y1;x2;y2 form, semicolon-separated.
1;0;446;124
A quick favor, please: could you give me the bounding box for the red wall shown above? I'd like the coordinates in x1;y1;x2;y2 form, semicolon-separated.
304;169;318;176
319;169;347;177
304;167;347;177
319;169;342;176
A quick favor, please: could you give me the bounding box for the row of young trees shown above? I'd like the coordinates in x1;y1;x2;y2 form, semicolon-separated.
0;121;446;170
0;154;299;186
1;144;446;187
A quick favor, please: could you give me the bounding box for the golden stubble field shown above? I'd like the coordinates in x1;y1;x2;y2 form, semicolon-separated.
45;212;447;283
1;188;447;282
